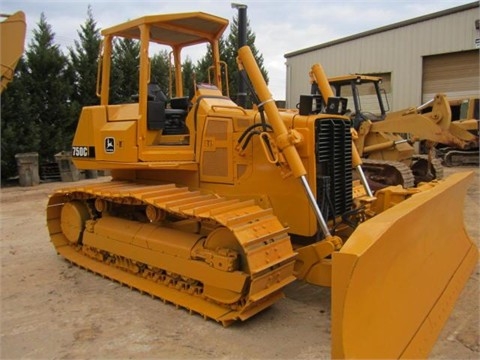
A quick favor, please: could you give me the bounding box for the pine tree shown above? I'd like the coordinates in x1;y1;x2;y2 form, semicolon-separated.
195;37;229;94
148;49;196;100
69;5;102;108
111;38;140;103
1;14;75;180
150;49;170;96
23;13;74;161
195;14;269;107
181;57;196;99
1;59;41;180
227;14;269;105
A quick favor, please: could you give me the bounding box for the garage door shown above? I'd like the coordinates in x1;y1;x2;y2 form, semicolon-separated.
422;50;479;102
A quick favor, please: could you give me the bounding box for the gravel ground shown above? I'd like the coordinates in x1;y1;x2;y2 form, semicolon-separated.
0;166;478;359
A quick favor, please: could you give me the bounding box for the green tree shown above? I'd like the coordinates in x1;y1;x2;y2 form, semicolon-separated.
226;14;269;105
23;13;75;161
1;13;74;180
110;38;140;103
195;37;229;94
182;57;196;99
195;14;268;107
69;5;102;108
149;50;195;100
1;59;41;180
150;49;170;96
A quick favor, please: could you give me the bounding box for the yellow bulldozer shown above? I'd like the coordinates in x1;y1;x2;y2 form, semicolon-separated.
308;68;477;189
46;12;478;359
0;11;26;93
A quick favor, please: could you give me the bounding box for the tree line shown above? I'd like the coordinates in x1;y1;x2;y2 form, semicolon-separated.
1;7;268;181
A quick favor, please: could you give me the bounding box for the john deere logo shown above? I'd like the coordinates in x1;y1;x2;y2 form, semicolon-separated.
104;137;115;153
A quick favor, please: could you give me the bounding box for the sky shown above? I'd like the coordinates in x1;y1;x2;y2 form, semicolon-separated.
2;0;474;99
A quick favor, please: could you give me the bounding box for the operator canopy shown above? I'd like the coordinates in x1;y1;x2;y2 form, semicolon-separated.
101;12;229;48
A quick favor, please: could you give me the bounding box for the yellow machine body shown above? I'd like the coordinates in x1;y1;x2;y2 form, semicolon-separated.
47;12;478;359
332;171;477;358
326;73;475;147
316;70;478;187
0;11;26;93
436;97;479;166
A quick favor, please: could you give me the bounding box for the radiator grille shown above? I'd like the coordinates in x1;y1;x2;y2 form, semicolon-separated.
315;118;352;219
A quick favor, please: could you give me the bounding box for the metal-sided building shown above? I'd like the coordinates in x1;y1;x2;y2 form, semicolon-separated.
284;2;479;110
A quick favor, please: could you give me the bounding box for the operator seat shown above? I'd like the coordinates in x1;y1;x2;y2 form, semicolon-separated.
147;84;167;130
164;96;190;135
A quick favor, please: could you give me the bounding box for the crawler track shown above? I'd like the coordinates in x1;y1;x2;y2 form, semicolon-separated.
443;149;479;167
47;181;297;325
412;154;444;183
361;159;415;190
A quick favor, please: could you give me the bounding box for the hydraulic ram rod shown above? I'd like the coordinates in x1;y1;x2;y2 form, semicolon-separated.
237;46;332;237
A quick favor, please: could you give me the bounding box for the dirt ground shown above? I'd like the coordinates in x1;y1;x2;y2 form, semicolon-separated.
1;166;478;359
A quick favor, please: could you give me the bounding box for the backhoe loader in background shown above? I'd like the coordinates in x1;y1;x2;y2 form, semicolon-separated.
46;11;478;359
308;69;477;189
0;11;26;93
431;97;479;166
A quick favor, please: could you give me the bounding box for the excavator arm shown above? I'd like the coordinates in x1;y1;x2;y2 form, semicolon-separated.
0;11;26;93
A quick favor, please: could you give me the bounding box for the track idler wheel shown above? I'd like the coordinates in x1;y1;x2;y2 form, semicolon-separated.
60;200;90;244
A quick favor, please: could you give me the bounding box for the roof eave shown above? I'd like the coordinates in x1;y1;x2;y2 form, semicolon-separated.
285;1;479;59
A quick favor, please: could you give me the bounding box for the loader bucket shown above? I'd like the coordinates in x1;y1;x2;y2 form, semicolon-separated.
331;171;477;359
0;11;26;93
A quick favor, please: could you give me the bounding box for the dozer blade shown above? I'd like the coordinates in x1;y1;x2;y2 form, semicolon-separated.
331;171;478;359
